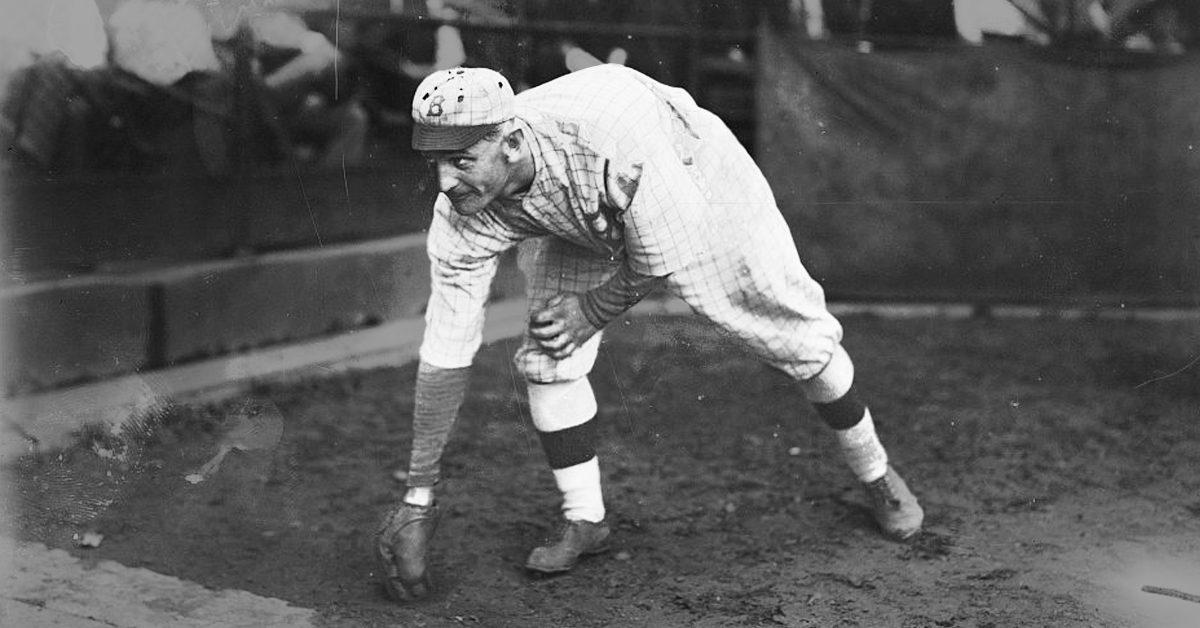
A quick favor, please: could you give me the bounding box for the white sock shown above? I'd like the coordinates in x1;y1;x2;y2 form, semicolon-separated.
834;408;889;483
404;486;434;507
553;457;605;522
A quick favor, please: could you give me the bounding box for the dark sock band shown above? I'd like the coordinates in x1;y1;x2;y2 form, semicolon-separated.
813;384;867;430
537;418;598;470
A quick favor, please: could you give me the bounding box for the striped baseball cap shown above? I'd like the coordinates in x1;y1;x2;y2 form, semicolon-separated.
411;67;515;151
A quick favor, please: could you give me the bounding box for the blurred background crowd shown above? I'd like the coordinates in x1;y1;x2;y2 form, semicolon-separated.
1;0;1196;179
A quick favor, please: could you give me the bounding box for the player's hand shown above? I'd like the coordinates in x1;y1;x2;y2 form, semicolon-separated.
376;502;440;602
529;293;600;360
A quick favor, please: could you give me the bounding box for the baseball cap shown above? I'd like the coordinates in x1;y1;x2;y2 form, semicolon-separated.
411;67;515;151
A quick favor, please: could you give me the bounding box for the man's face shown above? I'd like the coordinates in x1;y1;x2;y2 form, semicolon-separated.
424;134;509;216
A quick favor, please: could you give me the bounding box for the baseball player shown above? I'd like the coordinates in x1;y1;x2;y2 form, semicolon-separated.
375;64;924;601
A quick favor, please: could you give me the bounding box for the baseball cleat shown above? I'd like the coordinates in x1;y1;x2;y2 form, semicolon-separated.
375;502;440;601
525;519;611;573
862;466;924;541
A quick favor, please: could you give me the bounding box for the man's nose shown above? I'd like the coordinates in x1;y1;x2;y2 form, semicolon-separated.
436;162;457;193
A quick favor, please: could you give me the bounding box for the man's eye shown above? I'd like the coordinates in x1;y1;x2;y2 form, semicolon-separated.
424;157;469;171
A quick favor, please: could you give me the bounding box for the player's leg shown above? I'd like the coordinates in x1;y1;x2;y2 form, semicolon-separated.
667;221;923;541
513;238;617;572
798;343;923;541
523;377;611;572
654;94;922;539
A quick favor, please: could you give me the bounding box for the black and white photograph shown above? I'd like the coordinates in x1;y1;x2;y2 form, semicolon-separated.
1;1;1198;626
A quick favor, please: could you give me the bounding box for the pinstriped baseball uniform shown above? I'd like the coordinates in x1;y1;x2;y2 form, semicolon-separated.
419;64;842;383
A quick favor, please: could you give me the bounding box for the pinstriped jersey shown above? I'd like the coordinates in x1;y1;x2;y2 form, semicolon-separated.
420;64;781;369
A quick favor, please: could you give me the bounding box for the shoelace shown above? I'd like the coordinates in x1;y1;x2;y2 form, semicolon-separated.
866;475;902;509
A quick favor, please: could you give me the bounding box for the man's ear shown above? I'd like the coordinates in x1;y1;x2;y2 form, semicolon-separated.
502;127;525;158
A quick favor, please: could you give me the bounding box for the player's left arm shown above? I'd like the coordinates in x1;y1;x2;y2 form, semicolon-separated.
528;264;665;359
528;145;687;359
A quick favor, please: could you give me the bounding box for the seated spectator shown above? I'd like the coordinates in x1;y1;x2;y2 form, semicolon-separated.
3;0;272;176
397;0;468;81
350;0;466;130
1;0;108;76
101;0;291;174
952;0;1051;46
108;0;221;86
235;10;369;167
5;0;367;176
1;0;109;173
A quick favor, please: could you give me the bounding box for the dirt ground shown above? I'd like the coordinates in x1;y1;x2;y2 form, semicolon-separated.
11;313;1200;627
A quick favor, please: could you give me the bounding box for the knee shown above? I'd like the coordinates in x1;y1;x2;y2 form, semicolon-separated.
527;378;597;431
798;344;855;404
512;335;601;384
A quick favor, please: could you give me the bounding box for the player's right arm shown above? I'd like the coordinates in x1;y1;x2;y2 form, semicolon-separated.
406;195;520;490
418;195;518;370
380;194;521;603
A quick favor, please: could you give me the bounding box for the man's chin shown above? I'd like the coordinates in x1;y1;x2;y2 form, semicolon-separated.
449;197;488;216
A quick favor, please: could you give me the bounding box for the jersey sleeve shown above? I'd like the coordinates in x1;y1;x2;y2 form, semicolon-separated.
419;194;521;369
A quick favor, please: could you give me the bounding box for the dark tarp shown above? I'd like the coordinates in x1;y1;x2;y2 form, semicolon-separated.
758;28;1200;306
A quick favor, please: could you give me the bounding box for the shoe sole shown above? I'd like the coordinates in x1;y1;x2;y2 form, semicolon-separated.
524;542;612;574
383;574;432;601
883;525;922;542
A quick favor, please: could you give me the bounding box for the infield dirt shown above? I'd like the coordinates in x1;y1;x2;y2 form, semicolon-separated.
12;314;1200;627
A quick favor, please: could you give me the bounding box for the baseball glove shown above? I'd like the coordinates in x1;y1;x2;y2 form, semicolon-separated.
375;502;440;601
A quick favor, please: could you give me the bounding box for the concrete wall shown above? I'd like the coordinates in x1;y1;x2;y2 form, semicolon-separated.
3;162;435;282
0;234;523;397
0;279;153;395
